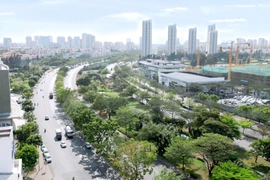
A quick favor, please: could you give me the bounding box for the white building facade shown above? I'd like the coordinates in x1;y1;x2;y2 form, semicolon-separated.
188;28;197;54
167;24;177;55
141;20;152;57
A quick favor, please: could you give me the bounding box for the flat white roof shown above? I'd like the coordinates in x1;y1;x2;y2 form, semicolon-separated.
161;72;225;84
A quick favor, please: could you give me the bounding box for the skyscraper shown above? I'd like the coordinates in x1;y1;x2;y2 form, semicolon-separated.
167;24;177;55
82;33;95;49
141;20;152;57
206;24;215;53
26;36;32;47
73;36;80;48
209;30;218;54
188;28;197;54
57;36;66;47
3;38;12;49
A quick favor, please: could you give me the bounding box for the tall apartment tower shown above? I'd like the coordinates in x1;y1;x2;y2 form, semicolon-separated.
25;36;32;47
3;38;12;49
207;24;217;54
167;24;177;55
209;31;218;54
141;20;152;57
57;36;66;47
188;28;197;54
0;60;11;117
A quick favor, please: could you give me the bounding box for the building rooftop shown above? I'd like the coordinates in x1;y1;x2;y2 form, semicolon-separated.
161;72;225;84
0;60;9;70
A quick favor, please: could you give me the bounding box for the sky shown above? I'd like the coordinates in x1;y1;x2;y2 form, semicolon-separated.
0;0;269;44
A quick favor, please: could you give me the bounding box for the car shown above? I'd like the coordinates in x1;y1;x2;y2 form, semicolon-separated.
42;148;49;156
45;115;49;120
60;141;67;148
44;153;52;163
85;142;92;149
41;145;46;152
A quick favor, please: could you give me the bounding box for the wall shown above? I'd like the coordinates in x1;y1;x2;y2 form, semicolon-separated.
0;135;13;173
0;69;11;116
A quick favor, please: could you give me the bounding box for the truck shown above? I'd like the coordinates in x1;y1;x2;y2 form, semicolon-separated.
49;93;53;99
65;126;75;138
55;129;62;140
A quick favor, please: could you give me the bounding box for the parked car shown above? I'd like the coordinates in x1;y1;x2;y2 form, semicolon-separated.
41;145;46;152
60;141;67;148
44;153;52;163
85;142;92;149
45;115;49;120
42;148;49;156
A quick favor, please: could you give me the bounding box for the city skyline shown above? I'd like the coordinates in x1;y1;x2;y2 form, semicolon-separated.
0;0;270;44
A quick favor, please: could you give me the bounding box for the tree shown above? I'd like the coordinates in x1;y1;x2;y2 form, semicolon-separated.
164;137;193;171
105;97;128;119
28;79;36;87
137;123;173;155
197;92;208;105
16;145;39;172
124;85;138;96
82;90;97;103
147;96;165;123
23;112;36;122
257;125;269;139
164;100;181;119
15;122;39;144
115;107;138;135
237;105;252;119
238;120;253;134
93;94;107;115
26;134;43;147
115;139;157;180
83;117;118;149
194;133;234;176
212;161;258;180
155;169;182;180
252;107;269;124
250;139;264;163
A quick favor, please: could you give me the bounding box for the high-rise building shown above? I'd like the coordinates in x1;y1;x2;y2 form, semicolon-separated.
167;24;177;55
209;30;218;54
258;38;266;49
114;42;124;51
188;27;197;54
57;36;66;47
126;42;135;50
92;41;102;49
176;38;180;50
206;24;216;53
25;36;32;47
104;42;114;49
0;60;11;117
82;33;95;49
73;36;80;48
141;20;152;57
3;38;12;49
67;36;73;49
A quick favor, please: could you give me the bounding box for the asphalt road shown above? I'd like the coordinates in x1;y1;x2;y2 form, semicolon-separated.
33;68;121;180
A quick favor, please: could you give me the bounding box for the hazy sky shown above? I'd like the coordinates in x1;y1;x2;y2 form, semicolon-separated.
0;0;269;44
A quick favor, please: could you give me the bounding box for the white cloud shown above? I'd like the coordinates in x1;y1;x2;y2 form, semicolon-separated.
161;7;189;13
106;12;147;21
200;6;217;14
41;0;66;5
209;18;247;23
0;12;15;16
224;4;270;8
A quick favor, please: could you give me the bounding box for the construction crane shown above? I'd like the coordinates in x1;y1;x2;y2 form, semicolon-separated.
220;41;234;80
197;48;201;67
235;43;252;65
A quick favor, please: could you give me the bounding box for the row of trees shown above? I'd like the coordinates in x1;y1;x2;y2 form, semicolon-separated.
237;105;270;124
11;67;47;175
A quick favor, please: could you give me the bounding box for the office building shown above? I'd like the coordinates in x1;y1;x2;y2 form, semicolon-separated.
104;42;113;49
0;126;23;180
167;24;177;55
188;27;197;54
206;24;215;53
3;38;12;49
141;20;152;57
209;30;218;54
57;36;66;47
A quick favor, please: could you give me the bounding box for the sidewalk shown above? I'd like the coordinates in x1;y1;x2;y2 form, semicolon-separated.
26;149;53;180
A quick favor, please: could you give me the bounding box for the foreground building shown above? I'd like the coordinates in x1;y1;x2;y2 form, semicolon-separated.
0;126;23;180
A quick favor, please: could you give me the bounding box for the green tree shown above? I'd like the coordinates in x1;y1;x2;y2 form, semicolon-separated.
93;94;107;115
164;100;181;118
82;90;97;103
115;107;138;135
252;107;269;124
237;105;252;119
15;122;39;144
238;120;253;134
197;92;209;105
16;145;39;172
56;87;75;104
164;137;193;171
211;161;259;180
83;117;118;149
137;123;173;155
115;139;157;180
155;169;182;180
23;112;36;122
26;134;43;147
28;79;36;87
124;85;138;96
194;133;234;176
147;96;165;123
105;97;128;119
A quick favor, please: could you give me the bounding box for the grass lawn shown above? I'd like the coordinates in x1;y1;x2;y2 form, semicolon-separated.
187;158;208;180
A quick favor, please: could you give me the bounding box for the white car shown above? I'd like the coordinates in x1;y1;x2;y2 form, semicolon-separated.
41;145;46;152
60;141;67;148
44;153;52;163
85;142;92;149
45;115;49;120
42;148;49;156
